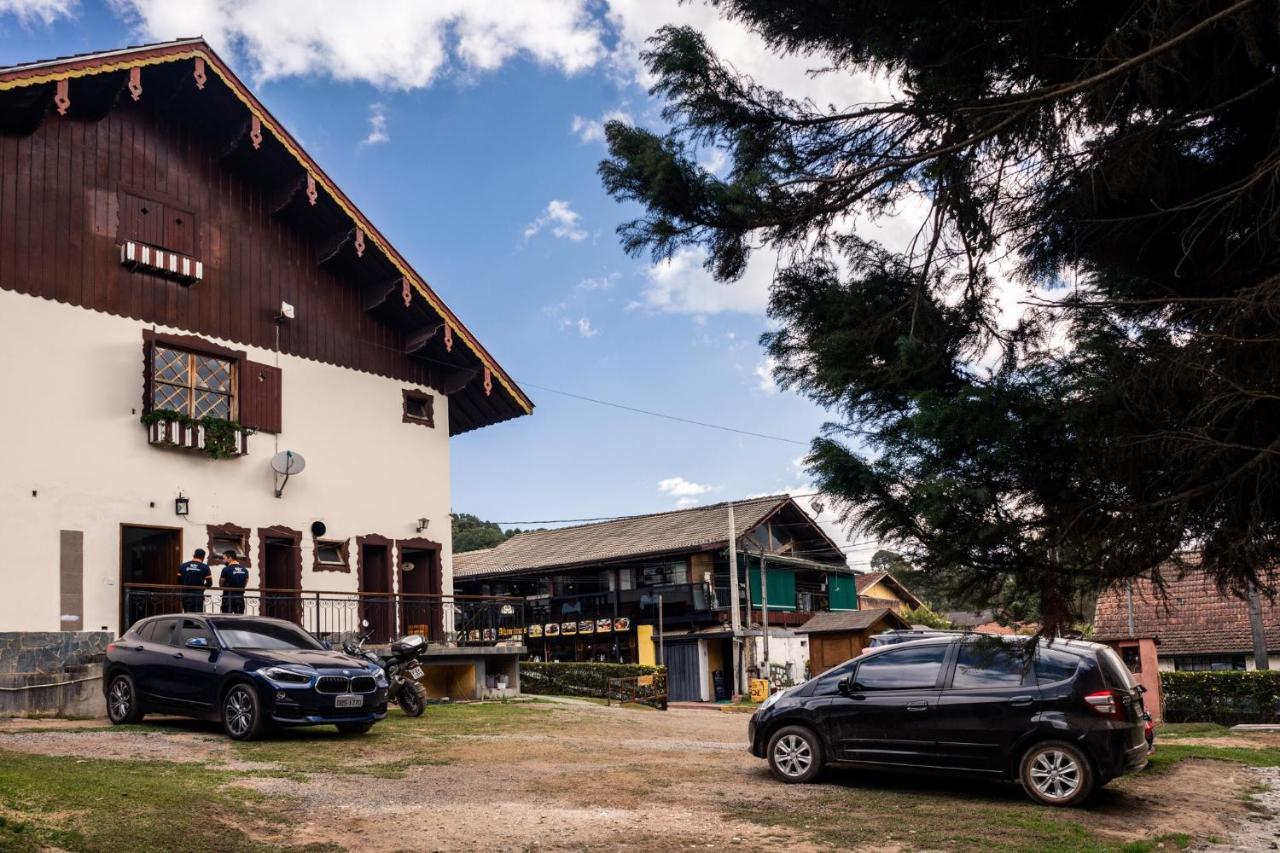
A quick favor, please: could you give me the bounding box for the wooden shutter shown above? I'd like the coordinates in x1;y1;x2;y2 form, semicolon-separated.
163;205;196;255
239;361;282;433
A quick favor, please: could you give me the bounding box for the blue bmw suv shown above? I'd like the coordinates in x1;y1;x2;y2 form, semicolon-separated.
104;615;389;739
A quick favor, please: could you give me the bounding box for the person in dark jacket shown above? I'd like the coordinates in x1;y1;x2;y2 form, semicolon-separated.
178;549;211;613
219;550;250;614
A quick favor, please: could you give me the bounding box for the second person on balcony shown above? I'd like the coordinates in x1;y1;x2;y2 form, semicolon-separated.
219;550;249;614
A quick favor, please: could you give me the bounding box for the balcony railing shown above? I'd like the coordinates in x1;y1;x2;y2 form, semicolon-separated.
526;582;714;628
123;584;524;647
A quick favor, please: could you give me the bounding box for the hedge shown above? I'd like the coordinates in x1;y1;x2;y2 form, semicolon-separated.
520;662;665;699
1161;670;1280;725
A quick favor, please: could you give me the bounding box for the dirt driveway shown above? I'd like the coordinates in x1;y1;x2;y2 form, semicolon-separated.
0;700;1274;851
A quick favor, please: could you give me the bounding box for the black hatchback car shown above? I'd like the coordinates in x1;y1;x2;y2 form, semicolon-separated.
104;615;389;740
749;635;1147;806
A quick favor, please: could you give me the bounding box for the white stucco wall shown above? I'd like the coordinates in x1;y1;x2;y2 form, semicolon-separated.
0;288;453;634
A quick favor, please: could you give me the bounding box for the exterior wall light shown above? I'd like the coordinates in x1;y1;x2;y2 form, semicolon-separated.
175;494;190;516
416;517;429;533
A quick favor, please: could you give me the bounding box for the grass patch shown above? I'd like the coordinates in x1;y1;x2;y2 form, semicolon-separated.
1145;743;1280;774
0;749;329;852
230;702;543;776
1156;723;1233;739
723;783;1189;853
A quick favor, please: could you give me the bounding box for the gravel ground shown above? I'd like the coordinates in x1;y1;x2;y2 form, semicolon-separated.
0;703;1273;851
1199;767;1280;852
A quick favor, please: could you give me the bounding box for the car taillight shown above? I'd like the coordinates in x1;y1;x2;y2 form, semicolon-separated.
1084;689;1127;721
105;642;117;653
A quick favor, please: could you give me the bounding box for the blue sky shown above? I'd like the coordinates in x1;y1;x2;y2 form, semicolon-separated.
0;0;888;564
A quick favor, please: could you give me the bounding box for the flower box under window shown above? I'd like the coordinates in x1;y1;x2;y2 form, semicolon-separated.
147;419;248;457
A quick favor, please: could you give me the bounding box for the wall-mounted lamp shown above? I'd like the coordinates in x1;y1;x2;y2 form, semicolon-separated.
175;493;190;516
275;300;295;323
416;517;430;533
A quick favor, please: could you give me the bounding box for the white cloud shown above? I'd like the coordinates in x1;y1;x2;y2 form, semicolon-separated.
604;0;893;106
560;316;598;337
657;476;713;499
0;0;75;24
112;0;605;90
754;356;778;393
699;146;728;175
637;245;776;315
361;102;389;145
524;199;587;242
577;272;619;290
570;108;632;143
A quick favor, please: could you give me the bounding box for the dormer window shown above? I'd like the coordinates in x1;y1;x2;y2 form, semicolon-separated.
153;345;236;420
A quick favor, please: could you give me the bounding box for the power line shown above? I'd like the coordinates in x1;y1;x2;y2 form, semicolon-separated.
513;379;810;446
356;330;812;445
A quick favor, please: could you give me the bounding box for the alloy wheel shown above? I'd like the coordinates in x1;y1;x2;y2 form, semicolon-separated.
225;687;254;737
773;733;813;778
108;678;131;721
1029;749;1081;801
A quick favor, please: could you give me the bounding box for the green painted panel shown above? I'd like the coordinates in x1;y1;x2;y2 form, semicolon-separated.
829;574;858;611
748;564;796;610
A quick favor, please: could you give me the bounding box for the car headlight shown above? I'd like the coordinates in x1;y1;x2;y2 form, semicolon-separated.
260;666;316;687
370;666;388;688
759;688;787;712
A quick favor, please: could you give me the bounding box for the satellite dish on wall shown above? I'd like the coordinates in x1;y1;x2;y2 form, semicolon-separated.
271;450;306;475
271;450;306;498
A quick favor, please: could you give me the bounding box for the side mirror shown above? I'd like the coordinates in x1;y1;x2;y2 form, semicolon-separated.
837;675;852;697
185;637;210;650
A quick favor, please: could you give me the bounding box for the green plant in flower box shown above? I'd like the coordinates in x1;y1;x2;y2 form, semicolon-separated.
140;410;252;460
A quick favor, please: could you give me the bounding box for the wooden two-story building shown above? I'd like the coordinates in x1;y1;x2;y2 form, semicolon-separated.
454;495;864;701
0;40;531;705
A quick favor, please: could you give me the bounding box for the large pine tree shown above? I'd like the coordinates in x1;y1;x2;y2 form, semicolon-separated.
601;0;1280;629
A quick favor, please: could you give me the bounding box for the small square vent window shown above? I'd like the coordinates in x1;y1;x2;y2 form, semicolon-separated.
402;389;434;428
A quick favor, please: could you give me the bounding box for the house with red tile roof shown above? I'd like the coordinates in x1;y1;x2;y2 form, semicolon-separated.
1093;562;1280;720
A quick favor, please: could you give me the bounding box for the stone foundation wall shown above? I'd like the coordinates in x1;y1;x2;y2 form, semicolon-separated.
0;631;111;717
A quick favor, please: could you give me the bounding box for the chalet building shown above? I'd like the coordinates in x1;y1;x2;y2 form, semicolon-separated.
854;571;924;614
0;40;531;706
453;495;867;701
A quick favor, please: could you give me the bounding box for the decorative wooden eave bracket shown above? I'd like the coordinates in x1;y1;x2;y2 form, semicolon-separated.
128;67;142;101
54;78;69;115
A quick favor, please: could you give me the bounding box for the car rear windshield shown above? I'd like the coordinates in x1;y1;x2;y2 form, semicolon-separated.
212;620;322;651
1096;647;1137;689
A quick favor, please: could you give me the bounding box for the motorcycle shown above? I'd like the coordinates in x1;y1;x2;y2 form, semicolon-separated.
342;619;429;717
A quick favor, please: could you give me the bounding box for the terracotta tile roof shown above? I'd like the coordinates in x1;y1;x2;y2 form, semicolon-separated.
1093;563;1280;655
453;495;791;579
855;571;888;593
795;608;908;634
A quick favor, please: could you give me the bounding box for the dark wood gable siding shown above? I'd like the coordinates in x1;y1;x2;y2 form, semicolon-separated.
0;72;523;434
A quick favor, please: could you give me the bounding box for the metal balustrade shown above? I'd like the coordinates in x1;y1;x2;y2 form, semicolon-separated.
122;584;525;647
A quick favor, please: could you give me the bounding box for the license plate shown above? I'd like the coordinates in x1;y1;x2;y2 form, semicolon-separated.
334;694;363;709
407;666;424;680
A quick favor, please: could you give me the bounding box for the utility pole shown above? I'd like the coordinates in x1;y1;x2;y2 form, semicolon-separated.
657;593;665;667
760;546;769;671
727;503;743;698
1247;578;1269;670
